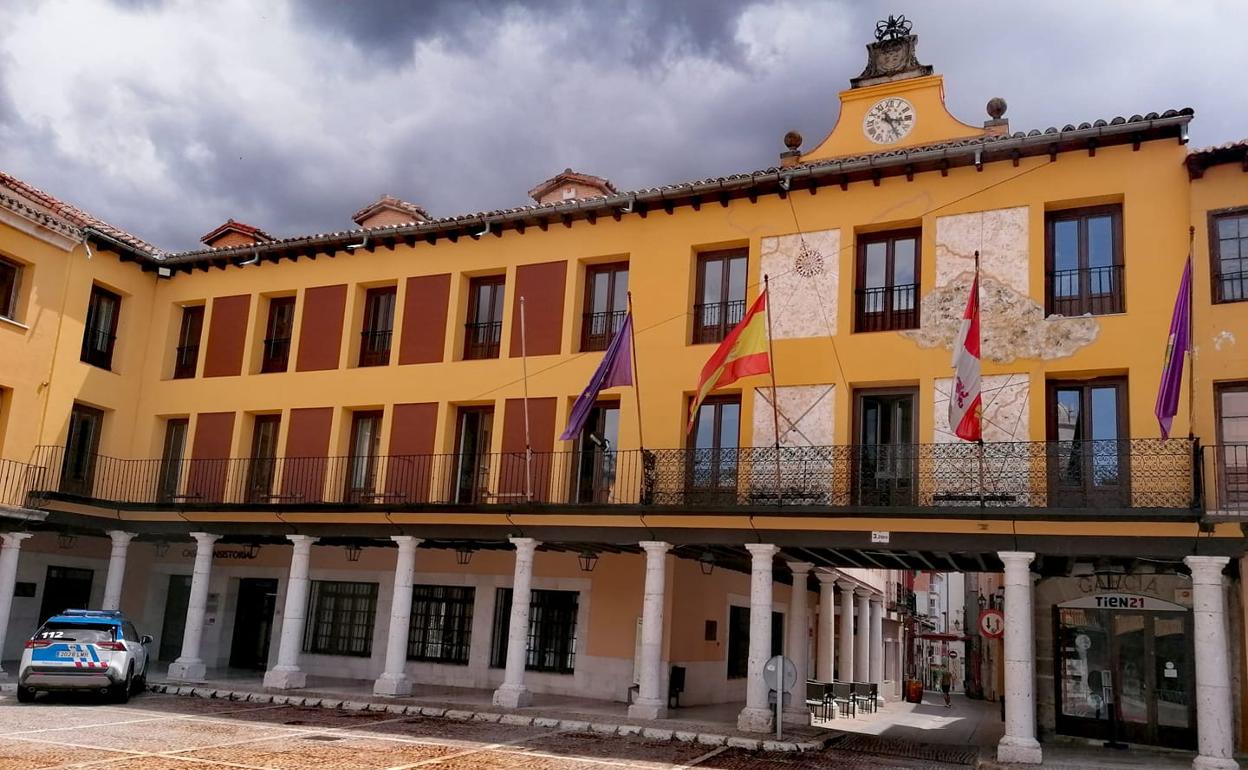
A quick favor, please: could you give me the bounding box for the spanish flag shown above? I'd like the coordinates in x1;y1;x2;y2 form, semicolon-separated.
687;289;771;432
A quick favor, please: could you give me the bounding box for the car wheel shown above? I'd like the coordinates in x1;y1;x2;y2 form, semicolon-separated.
133;667;147;694
112;666;132;704
15;686;35;704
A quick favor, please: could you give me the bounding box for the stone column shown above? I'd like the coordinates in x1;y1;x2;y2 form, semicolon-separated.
101;530;135;611
737;542;778;733
838;579;855;681
869;595;884;698
1186;555;1240;770
0;533;32;680
374;536;422;696
167;532;220;682
263;535;318;689
629;541;671;719
854;589;871;682
493;537;540;708
816;573;836;681
784;561;813;719
996;551;1041;765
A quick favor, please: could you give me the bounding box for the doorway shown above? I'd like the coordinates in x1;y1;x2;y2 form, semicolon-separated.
228;578;278;669
159;574;193;661
853;388;917;506
38;566;94;624
1047;379;1130;507
61;404;104;496
454;407;494;503
571;403;619;503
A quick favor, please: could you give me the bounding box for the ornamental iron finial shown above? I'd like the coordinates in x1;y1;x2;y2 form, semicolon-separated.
874;15;913;42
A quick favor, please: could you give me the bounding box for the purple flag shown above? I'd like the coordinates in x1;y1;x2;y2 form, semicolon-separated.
1154;257;1192;439
560;313;634;441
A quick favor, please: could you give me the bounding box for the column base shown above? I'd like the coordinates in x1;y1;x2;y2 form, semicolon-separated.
996;736;1042;764
166;659;207;682
1193;757;1240;770
736;706;775;733
492;683;532;709
372;673;413;697
627;698;667;720
262;667;307;690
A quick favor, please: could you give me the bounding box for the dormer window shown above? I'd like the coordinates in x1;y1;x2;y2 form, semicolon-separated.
562;187;577;200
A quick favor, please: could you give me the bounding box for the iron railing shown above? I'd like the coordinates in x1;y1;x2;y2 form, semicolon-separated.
1205;444;1248;513
1047;264;1125;316
854;283;918;332
260;337;291;373
1214;271;1248;304
0;458;47;509
173;344;199;379
81;328;116;369
580;310;627;352
358;330;393;367
26;439;1197;513
464;321;502;360
692;300;745;344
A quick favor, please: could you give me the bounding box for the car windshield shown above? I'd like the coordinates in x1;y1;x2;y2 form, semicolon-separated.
35;623;115;643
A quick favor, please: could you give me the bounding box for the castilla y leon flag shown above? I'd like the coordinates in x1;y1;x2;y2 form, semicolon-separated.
949;275;982;441
1154;256;1192;440
687;289;771;432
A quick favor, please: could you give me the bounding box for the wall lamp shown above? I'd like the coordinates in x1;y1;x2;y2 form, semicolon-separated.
698;550;715;576
345;544;362;563
456;546;474;566
577;551;599;573
56;533;76;549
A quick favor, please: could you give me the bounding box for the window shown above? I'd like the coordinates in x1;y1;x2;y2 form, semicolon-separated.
81;285;121;369
686;396;740;501
1046;205;1124;316
157;418;188;503
303;580;378;657
260;297;295;373
172;306;204;379
1211;209;1248;303
581;263;629;351
853;388;917;506
407;585;475;664
359;286;397;367
464;276;505;359
0;257;22;321
1215;383;1248;509
245;414;281;503
693;249;747;344
453;407;493;503
60;404;103;497
726;606;783;679
490;587;578;674
855;229;920;332
345;410;383;502
1047;378;1129;508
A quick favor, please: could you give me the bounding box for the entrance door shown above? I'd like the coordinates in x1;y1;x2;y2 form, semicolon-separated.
571;403;619;503
61;404;104;496
344;410;383;502
1048;379;1130;507
686;396;741;505
228;578;277;669
38;566;94;624
454;407;493;503
853;388;917;506
159;574;193;661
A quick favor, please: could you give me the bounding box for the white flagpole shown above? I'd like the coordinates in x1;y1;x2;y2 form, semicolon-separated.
974;251;985;508
520;296;533;503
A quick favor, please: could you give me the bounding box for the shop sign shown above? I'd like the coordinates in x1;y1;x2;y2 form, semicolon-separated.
870;531;890;544
181;545;262;560
1057;593;1185;611
978;609;1004;638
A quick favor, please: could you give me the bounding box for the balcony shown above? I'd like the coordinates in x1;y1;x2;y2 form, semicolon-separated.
580;310;627;352
464;321;502;360
1047;265;1125;316
854;283;918;333
260;337;291;373
692;300;745;345
358;329;392;367
172;344;198;379
24;439;1199;517
1206;444;1248;516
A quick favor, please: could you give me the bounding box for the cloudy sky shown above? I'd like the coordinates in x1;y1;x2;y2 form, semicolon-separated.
2;0;1244;251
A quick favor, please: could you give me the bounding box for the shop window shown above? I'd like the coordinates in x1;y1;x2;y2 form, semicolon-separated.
407;584;475;664
1046;205;1124;316
489;587;578;674
1211;209;1248;304
581;262;628;351
302;580;379;657
81;285;121;370
854;229;920;332
358;286;396;367
464;276;504;360
693;249;747;344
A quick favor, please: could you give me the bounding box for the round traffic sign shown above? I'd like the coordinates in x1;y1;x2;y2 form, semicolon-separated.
979;609;1004;639
763;655;798;691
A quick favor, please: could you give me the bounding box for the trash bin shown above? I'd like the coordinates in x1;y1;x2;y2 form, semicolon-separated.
904;679;923;703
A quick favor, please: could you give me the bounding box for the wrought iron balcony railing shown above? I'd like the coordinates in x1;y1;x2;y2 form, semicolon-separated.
854;283;919;333
260;337;292;373
1047;264;1125;316
358;329;393;367
692;300;745;344
1205;444;1248;514
173;344;199;379
25;439;1198;514
464;321;502;360
580;310;627;352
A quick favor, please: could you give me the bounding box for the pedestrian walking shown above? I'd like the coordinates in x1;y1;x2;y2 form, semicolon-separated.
941;668;952;708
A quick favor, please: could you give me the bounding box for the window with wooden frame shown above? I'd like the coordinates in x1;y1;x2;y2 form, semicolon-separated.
344;410;383;503
1046;377;1130;508
260;296;296;373
1215;382;1248;509
692;249;747;344
407;584;475;664
245;414;281;503
1210;208;1248;304
157;418;188;503
686;395;741;501
358;286;397;367
81;284;121;370
1045;205;1124;316
302;580;379;657
581;262;628;351
172;305;204;379
0;257;23;321
464;275;505;360
489;587;579;674
854;229;920;332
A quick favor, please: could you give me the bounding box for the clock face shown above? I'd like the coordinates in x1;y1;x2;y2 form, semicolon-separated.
863;97;916;144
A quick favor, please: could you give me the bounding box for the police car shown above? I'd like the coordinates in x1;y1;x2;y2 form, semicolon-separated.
17;609;151;703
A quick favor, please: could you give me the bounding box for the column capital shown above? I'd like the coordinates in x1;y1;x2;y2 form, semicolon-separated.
786;561;814;576
815;571;838;585
189;532;221;547
106;530;136;545
1;532;33;548
639;541;672;555
744;542;778;559
836;578;857;592
1185;555;1231;581
390;535;422;550
998;551;1035;568
285;534;318;547
869;594;884;606
509;537;541;555
854;587;872;598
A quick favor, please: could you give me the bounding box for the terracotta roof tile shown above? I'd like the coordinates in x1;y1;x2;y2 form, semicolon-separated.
0;171;163;255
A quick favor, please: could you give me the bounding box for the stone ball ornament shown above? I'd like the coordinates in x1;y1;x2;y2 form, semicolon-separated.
783;130;803;150
987;97;1008;120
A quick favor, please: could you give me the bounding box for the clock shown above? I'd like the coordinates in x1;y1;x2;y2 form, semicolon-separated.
863;97;915;144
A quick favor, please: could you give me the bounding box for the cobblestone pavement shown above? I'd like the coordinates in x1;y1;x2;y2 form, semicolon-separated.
0;693;972;769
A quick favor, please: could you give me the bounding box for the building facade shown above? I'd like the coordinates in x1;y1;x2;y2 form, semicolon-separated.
0;22;1245;767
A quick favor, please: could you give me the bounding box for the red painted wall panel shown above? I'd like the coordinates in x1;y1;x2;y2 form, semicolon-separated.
509;262;566;357
187;411;235;501
282;407;333;501
296;285;347;371
498;397;556;497
398;274;450;365
386;402;438;502
203;295;250;377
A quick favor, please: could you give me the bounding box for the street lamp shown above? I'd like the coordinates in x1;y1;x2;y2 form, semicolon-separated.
698;551;715;576
977;593;987;610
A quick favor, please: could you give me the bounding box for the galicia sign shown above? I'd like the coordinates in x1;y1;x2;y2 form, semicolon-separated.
978;609;1004;639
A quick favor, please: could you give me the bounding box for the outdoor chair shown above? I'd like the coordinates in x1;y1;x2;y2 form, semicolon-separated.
805;680;832;721
851;682;877;713
831;681;855;718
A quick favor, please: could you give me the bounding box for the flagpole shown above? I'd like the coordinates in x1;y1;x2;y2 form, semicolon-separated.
763;275;783;506
627;291;645;451
520;296;533;503
974;251;985;510
1186;226;1196;440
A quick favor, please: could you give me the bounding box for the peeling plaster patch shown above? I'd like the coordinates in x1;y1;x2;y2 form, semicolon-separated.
935;207;1029;294
1214;330;1236;350
752;384;835;447
933;374;1030;442
902;273;1100;363
759;228;839;340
